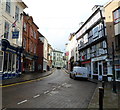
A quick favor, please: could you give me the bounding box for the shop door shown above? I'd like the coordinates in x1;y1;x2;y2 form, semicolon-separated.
98;62;103;80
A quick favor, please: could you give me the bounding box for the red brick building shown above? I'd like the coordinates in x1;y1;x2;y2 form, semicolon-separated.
36;32;44;72
22;12;39;72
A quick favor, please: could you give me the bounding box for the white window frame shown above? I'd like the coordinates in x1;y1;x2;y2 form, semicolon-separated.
4;21;10;39
15;6;19;21
6;0;11;14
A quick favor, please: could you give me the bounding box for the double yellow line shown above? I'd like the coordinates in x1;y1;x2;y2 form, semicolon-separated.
0;71;54;88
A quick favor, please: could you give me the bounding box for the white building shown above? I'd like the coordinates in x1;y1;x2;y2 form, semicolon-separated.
76;5;108;80
52;50;63;68
40;36;48;71
66;33;78;71
0;0;27;79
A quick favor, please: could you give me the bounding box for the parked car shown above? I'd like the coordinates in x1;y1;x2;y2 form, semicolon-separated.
69;66;89;80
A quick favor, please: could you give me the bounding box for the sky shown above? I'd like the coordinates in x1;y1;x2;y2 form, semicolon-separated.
23;0;110;52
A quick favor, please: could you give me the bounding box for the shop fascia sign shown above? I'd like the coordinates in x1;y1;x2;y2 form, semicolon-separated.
92;55;107;62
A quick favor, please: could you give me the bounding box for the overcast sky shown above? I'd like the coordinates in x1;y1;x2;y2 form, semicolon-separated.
23;0;110;52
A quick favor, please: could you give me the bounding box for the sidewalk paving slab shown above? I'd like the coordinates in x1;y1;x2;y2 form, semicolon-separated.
88;81;120;109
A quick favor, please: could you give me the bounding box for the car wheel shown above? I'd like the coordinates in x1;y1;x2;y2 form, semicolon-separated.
69;73;72;79
73;74;76;80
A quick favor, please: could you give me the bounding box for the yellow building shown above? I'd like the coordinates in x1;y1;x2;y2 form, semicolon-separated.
104;0;120;81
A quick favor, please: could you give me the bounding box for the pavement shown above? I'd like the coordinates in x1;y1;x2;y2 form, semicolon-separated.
88;81;120;109
2;69;55;86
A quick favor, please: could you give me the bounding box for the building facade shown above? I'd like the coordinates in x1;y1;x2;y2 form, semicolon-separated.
36;31;44;72
67;33;78;71
76;5;108;80
0;0;27;79
52;50;63;68
47;44;53;70
105;0;120;81
40;36;48;72
22;12;39;72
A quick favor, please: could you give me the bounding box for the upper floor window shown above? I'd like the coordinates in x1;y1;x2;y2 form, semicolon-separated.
4;21;10;39
113;8;120;24
33;31;36;39
23;38;26;49
6;0;11;14
23;22;27;31
93;26;99;39
30;27;33;37
15;6;19;21
34;44;36;54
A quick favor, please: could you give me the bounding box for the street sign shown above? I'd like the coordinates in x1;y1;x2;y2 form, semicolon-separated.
12;31;19;39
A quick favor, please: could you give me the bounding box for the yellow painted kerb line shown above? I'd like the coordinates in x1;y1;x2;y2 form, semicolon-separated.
0;70;54;88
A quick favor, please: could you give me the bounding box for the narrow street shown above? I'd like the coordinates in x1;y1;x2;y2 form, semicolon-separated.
2;69;96;108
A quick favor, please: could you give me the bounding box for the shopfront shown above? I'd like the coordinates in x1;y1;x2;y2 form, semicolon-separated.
81;60;91;77
1;39;22;79
91;55;108;81
23;52;38;72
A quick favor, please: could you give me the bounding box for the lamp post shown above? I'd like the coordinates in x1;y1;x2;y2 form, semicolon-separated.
112;42;117;93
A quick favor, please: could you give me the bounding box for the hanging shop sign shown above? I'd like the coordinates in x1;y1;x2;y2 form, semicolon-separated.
12;31;19;39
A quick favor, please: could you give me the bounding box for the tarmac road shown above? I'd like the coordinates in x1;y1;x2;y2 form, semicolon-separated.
2;69;96;108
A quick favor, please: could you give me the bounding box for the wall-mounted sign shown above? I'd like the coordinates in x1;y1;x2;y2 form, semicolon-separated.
12;31;19;39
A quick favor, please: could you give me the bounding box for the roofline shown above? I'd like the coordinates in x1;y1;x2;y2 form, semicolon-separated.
75;7;102;35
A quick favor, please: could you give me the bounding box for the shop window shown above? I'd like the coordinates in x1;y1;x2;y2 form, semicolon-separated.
93;62;98;74
103;62;107;75
8;53;12;71
116;71;120;80
115;35;120;50
3;52;16;72
0;51;3;72
12;54;16;72
3;52;8;72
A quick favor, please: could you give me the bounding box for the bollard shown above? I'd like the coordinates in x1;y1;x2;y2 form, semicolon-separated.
102;81;104;97
99;87;104;110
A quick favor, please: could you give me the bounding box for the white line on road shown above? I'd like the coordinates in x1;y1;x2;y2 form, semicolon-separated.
52;88;56;91
58;86;61;88
62;83;67;86
44;91;49;94
33;94;40;98
17;100;28;105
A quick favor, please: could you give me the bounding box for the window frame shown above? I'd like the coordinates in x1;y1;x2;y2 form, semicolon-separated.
4;21;10;39
6;0;11;14
15;6;19;21
113;8;120;24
